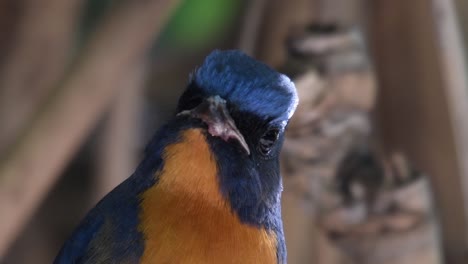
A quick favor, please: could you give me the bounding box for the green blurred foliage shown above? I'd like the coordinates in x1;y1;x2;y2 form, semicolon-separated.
159;0;241;49
78;0;240;52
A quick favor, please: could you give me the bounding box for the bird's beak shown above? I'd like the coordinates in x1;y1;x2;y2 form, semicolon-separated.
178;95;250;155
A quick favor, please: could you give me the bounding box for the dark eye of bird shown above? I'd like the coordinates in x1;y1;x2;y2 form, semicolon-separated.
258;128;280;155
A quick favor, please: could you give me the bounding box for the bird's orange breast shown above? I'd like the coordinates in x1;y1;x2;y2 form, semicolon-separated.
138;128;277;263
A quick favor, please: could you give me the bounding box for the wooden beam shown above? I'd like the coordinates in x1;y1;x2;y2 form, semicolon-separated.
0;0;181;258
94;61;146;203
0;0;83;154
368;0;468;262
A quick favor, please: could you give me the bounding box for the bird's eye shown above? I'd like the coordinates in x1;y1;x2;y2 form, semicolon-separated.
258;128;280;155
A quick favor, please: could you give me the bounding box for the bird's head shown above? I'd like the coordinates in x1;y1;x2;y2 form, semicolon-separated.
175;50;298;225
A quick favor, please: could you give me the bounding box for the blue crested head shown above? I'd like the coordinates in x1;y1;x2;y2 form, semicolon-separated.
185;50;298;126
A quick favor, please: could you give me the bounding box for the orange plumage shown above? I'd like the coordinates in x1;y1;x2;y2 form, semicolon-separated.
139;129;277;263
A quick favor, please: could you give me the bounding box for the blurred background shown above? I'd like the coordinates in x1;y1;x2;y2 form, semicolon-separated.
0;0;468;263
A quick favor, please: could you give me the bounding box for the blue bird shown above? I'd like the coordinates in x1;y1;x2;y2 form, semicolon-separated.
54;50;298;263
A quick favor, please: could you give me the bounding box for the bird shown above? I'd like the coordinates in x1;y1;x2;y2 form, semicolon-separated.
54;50;298;264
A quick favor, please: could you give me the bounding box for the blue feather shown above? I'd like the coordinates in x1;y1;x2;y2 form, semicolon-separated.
194;50;298;126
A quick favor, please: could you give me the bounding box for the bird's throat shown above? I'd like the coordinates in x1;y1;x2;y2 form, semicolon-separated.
138;128;277;263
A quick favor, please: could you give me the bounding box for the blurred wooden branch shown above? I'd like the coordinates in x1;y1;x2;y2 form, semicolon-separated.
255;0;316;67
281;26;376;264
455;0;468;44
0;0;181;258
431;0;468;230
237;0;268;56
0;0;21;65
281;20;443;263
0;0;83;155
94;61;147;203
315;0;365;26
368;0;468;262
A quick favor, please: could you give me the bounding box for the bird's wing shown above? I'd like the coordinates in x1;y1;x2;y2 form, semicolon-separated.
53;205;107;263
53;173;152;264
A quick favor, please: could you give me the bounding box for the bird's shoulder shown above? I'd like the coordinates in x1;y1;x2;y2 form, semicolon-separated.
53;175;147;263
53;119;193;263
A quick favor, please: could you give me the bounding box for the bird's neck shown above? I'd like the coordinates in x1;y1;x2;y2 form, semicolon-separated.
137;128;278;263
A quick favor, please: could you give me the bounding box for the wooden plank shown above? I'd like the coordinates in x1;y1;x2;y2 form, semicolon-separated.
0;0;83;154
368;0;468;262
0;0;181;258
454;0;468;51
432;0;468;239
94;61;146;203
